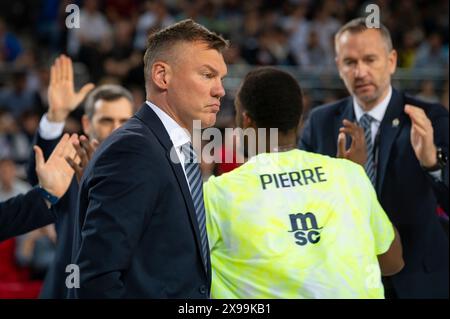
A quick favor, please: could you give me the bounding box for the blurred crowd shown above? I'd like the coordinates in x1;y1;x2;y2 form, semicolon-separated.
1;0;449;164
0;0;449;297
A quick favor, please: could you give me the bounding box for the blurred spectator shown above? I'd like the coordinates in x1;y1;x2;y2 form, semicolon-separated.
176;0;201;22
300;29;327;69
222;44;248;65
308;2;341;67
217;0;244;40
15;225;56;280
398;30;422;69
19;110;40;143
339;0;361;23
391;0;423;41
197;1;229;35
67;0;113;81
103;20;142;85
286;3;310;66
19;50;45;95
36;0;64;53
105;0;139;25
129;85;145;111
255;27;297;66
239;9;262;65
420;0;448;42
414;32;449;70
0;112;31;165
134;0;175;51
0;17;23;63
415;80;440;104
0;157;30;201
279;2;307;34
0;70;42;118
30;63;51;112
441;80;449;111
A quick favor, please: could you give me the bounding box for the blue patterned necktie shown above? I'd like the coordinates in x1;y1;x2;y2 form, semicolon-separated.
359;114;377;186
180;142;209;271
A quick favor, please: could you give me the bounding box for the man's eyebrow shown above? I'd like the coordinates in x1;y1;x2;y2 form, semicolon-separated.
343;54;378;61
98;116;129;120
200;64;227;79
200;64;219;75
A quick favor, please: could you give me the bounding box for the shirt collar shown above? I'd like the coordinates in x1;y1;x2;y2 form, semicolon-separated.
146;101;190;148
353;86;392;123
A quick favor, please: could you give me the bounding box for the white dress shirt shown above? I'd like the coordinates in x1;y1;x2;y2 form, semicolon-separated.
38;114;65;140
353;86;392;145
146;101;191;186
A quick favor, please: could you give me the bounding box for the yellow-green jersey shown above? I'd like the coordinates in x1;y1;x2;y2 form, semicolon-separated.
204;149;394;299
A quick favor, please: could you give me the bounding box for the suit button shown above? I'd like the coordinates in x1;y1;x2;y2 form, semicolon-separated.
199;285;207;295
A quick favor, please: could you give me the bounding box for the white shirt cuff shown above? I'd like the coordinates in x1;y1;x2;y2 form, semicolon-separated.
39;113;65;140
428;169;443;182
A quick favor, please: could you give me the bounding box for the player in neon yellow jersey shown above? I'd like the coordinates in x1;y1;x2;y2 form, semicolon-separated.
203;67;404;299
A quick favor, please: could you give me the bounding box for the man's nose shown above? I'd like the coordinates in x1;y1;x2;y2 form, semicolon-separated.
212;79;225;99
354;61;369;78
113;121;122;131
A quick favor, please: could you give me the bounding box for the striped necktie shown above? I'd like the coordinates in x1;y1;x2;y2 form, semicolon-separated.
181;142;209;271
359;114;377;186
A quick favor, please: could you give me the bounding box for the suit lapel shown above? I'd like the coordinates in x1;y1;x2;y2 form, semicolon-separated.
135;104;209;276
376;89;406;194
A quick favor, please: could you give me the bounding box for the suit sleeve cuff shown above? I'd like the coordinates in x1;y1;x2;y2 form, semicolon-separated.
39;113;65;140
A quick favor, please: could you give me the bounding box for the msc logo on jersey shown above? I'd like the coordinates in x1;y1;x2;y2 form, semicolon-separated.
288;212;323;246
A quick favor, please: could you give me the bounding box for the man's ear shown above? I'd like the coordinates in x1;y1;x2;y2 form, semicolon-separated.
388;49;398;75
152;62;171;90
81;115;91;136
335;56;343;80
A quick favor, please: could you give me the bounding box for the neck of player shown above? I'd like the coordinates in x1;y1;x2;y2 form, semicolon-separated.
264;131;298;154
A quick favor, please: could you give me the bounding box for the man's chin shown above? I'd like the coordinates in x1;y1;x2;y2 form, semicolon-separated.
355;91;379;104
200;115;217;129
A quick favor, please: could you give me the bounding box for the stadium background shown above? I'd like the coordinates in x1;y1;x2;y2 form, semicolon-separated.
0;0;448;298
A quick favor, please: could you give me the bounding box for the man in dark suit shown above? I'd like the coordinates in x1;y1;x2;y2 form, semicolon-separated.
299;18;448;298
70;19;228;298
27;55;134;298
1;134;78;241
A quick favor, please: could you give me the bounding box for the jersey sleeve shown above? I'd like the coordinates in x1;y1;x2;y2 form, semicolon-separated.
203;176;223;250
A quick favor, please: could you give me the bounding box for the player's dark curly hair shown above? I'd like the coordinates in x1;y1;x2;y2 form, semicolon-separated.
237;67;303;134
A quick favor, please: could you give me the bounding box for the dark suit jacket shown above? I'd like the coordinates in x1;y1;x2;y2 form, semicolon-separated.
28;133;79;298
70;104;210;298
299;88;449;298
0;188;55;242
